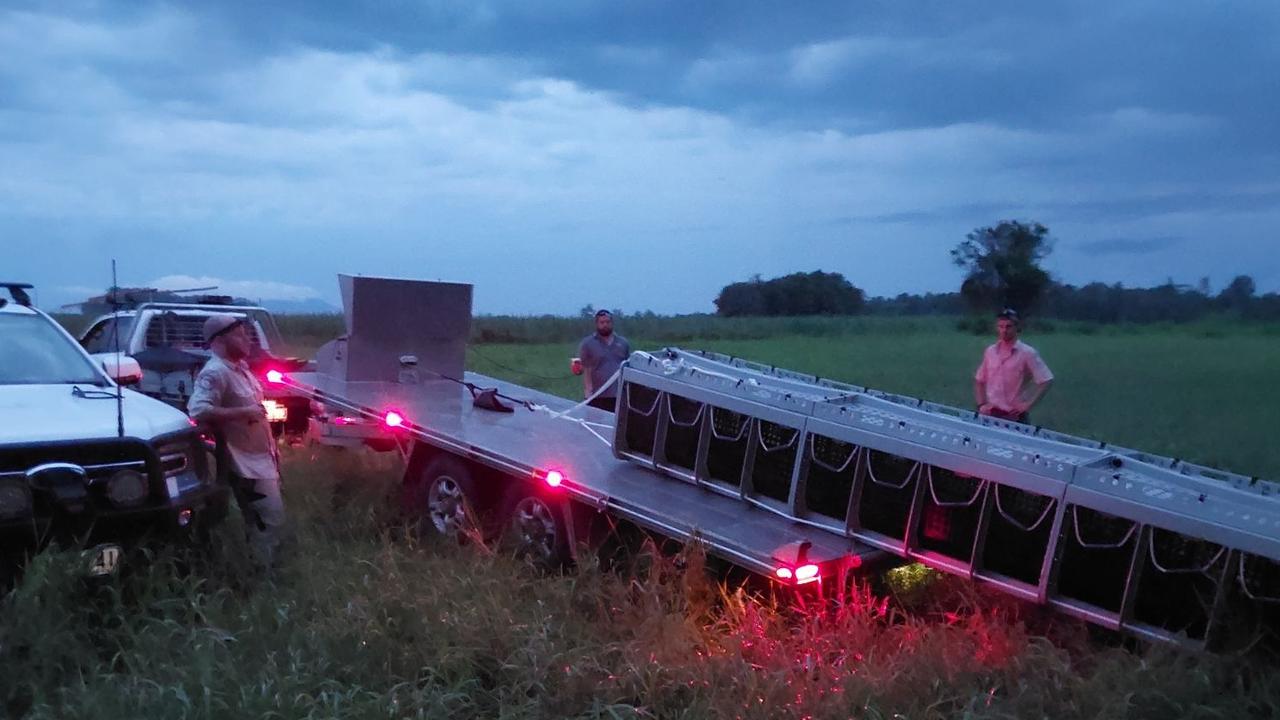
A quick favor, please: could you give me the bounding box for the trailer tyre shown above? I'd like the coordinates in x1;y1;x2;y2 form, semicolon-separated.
502;488;570;569
410;455;488;542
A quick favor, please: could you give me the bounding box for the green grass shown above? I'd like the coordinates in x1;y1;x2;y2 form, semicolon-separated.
469;328;1280;480
13;318;1278;717
4;447;1278;719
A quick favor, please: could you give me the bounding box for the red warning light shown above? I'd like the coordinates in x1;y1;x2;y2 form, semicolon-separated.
545;470;564;488
265;369;285;384
383;410;405;428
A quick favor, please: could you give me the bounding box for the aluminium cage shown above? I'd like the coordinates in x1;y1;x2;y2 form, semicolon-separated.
614;348;1280;650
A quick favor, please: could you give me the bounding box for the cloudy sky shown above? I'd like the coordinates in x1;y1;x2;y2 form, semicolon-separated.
3;1;1278;314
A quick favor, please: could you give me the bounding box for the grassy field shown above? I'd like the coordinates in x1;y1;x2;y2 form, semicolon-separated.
10;316;1277;717
3;448;1278;719
467;326;1280;479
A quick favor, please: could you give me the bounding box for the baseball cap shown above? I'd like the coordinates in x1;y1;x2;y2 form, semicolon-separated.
996;308;1020;322
202;314;243;344
594;309;612;318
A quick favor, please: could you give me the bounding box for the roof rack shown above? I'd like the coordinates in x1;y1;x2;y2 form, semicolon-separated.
0;282;34;307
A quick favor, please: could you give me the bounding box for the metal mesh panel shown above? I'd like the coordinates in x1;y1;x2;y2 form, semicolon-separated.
855;450;919;541
804;435;859;522
915;466;985;563
1054;506;1138;613
750;421;798;504
981;486;1058;586
1132;528;1227;641
662;395;703;472
620;383;660;458
705;407;750;489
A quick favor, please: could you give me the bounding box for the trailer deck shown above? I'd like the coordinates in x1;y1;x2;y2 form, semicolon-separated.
288;370;887;577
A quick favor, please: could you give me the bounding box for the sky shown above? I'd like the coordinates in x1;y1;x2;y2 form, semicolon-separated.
3;0;1279;314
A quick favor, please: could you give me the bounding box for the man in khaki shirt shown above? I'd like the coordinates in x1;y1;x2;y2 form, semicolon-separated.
189;315;285;569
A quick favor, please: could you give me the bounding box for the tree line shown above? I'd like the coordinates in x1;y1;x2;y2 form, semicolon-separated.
715;221;1280;323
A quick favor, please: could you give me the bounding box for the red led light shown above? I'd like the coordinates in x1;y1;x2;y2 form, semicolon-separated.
795;563;820;584
265;369;284;384
383;411;405;428
545;470;564;488
775;567;794;580
333;416;359;426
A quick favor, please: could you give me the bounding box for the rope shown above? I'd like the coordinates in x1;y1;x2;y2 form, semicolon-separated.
1146;530;1226;575
992;485;1057;532
1238;554;1280;603
709;407;751;442
1070;506;1137;549
623;382;661;417
757;423;799;453
865;452;919;490
666;399;706;428
926;466;986;508
808;436;858;474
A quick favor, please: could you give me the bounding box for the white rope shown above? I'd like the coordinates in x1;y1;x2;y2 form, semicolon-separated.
757;422;799;453
741;493;839;533
865;452;919;490
1071;506;1138;549
808;436;858;474
992;485;1057;533
666;399;706;428
926;466;986;508
709;407;751;442
1146;530;1226;575
525;369;623;448
1238;554;1280;603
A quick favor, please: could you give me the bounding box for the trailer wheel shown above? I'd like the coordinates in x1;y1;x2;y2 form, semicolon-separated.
411;455;487;541
503;489;569;569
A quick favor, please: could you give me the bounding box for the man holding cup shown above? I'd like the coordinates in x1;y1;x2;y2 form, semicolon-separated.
572;309;631;412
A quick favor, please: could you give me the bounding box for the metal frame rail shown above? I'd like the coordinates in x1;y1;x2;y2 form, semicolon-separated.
615;348;1280;650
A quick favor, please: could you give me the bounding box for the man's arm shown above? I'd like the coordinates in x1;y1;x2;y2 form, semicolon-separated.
1015;352;1055;414
974;380;989;412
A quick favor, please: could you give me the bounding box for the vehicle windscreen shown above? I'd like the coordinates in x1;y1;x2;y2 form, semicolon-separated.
0;314;104;385
81;316;136;354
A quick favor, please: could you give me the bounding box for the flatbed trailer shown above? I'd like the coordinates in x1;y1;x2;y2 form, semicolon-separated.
283;369;890;581
279;274;1279;652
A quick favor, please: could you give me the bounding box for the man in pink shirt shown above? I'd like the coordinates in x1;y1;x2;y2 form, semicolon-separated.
973;309;1054;423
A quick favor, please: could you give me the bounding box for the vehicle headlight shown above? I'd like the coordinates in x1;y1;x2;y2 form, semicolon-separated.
106;469;149;508
0;478;32;520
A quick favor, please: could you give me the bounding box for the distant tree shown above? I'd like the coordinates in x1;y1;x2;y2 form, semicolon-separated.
951;220;1054;314
714;271;864;317
1196;276;1212;297
1217;274;1256;312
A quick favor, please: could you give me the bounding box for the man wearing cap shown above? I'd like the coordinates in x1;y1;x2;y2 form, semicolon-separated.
188;315;285;570
974;309;1054;424
572;310;631;412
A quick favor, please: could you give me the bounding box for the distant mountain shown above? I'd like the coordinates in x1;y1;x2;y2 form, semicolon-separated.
259;298;341;314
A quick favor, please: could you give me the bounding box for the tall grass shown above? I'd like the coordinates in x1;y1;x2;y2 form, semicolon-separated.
4;446;1277;718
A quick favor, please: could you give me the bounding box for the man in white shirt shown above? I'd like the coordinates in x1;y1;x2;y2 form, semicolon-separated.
189;315;285;569
974;309;1054;424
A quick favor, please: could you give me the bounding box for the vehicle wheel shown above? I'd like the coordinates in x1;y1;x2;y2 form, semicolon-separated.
409;455;488;542
502;488;570;569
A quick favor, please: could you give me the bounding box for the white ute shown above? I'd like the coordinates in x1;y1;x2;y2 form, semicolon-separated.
0;283;227;583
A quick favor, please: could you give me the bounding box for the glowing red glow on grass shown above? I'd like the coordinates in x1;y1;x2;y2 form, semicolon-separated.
545;470;564;488
265;369;285;384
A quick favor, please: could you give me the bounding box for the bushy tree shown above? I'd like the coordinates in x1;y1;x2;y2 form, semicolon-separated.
714;271;865;317
951;221;1053;314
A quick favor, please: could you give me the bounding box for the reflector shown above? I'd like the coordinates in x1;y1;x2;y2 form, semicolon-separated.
795;563;820;584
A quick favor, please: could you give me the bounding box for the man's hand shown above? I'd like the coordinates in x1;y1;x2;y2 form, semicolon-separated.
978;403;995;415
232;405;266;422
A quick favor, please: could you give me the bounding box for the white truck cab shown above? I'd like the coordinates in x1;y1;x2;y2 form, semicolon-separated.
0;284;228;580
77;302;309;435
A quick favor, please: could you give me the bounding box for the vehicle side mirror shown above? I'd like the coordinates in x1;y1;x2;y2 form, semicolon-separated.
100;355;143;386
